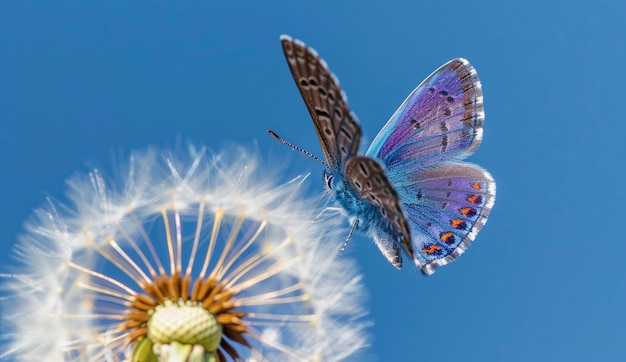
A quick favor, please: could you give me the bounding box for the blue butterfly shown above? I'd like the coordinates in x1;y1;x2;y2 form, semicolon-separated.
279;35;495;275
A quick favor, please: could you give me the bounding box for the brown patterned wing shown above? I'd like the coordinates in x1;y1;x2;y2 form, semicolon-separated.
281;35;361;170
345;156;414;267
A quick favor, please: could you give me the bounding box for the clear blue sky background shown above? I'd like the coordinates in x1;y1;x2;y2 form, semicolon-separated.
1;2;624;361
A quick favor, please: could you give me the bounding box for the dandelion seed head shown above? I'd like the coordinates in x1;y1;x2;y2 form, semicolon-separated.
1;145;370;361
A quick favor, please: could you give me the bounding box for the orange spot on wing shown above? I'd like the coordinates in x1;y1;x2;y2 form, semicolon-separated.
440;231;455;245
422;244;442;255
460;207;477;217
451;219;467;229
467;194;482;205
471;182;482;190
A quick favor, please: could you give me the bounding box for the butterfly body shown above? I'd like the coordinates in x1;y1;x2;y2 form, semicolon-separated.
280;35;495;275
327;168;398;247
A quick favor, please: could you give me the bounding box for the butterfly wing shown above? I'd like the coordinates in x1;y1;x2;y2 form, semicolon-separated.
402;163;495;275
281;35;361;171
282;36;417;269
365;59;494;275
344;156;414;268
366;58;484;169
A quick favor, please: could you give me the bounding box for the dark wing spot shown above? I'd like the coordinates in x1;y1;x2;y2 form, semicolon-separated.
334;108;342;119
359;162;369;176
422;244;443;255
441;122;448;132
339;127;352;140
442;135;448;151
466;194;483;205
446;96;455;103
417;191;423;200
443;108;451;116
441;202;447;209
369;193;381;206
440;232;455;245
299;79;309;86
309;78;318;86
354;181;362;189
324;128;332;135
439;90;449;96
318;88;327;97
410;119;421;129
428;87;436;93
366;180;371;189
328;92;335;102
451;219;468;230
316;109;331;118
374;176;383;185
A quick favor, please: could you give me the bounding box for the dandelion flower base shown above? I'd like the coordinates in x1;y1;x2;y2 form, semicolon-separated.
147;299;222;353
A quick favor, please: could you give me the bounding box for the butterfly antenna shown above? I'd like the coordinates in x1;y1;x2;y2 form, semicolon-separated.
338;219;358;258
267;130;327;167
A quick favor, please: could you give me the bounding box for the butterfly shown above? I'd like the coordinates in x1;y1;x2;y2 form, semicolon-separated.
278;35;495;276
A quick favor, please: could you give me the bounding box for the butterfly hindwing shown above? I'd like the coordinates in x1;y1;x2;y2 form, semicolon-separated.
399;162;495;275
344;156;414;268
281;35;361;171
367;59;484;172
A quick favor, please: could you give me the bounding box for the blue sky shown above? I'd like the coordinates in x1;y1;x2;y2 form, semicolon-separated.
1;2;625;361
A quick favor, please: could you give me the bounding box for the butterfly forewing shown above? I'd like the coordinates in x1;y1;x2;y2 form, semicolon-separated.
367;59;484;171
281;35;361;170
345;156;414;265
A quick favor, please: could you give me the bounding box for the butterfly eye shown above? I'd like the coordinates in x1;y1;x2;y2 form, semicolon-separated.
323;170;334;190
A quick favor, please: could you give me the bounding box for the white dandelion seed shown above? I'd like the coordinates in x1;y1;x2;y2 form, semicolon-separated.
1;145;370;362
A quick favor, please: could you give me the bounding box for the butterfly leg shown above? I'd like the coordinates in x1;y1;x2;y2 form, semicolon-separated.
311;207;344;225
323;206;345;214
338;218;358;258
